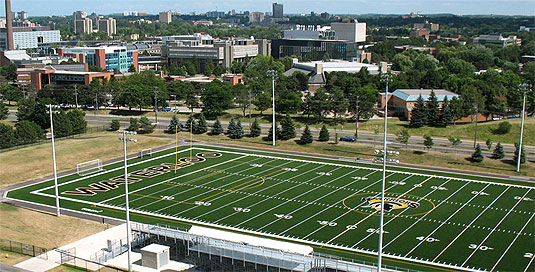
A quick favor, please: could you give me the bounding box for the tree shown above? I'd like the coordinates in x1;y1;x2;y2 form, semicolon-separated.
128;64;136;72
494;121;511;135
185;115;196;133
254;92;271;114
227;118;237;136
276;89;302;115
139;116;155;134
279;116;296;140
471;144;484;163
229;118;244;139
110;119;121;131
17;98;49;130
0;123;15;148
52;111;73;138
127;117;140;132
298;125;313;145
485;138;493;151
423;135;434;150
15;120;44;145
426;91;441;127
210;118;224;135
492;142;505;159
265;124;280;141
194;113;208;134
202;80;233;117
67;109;87;134
513;143;526;164
439;97;453;127
249;119;261;137
396;128;410;148
448;136;462;152
318;125;330;142
409;95;427;128
0;102;8;120
1;84;23;105
167;115;182;134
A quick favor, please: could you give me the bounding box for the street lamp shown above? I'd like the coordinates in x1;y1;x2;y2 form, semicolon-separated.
377;73;392;272
170;94;177;114
517;83;532;172
118;130;137;272
47;104;61;217
154;87;159;123
267;70;277;146
473;103;479;148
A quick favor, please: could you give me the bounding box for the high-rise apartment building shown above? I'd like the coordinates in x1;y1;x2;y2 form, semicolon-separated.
272;3;283;18
74;18;93;34
98;17;116;36
15;11;28;20
159;11;172;24
249;12;265;23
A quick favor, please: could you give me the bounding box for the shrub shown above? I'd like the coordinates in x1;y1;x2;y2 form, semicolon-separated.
110;119;121;131
493;121;511;135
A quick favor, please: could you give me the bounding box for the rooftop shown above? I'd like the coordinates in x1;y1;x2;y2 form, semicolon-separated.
392;89;459;102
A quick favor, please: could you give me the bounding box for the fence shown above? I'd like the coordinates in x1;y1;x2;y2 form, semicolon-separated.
0;238;48;259
0;125;108;152
57;248;127;272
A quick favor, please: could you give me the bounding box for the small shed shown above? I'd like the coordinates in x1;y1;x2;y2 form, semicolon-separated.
141;244;170;270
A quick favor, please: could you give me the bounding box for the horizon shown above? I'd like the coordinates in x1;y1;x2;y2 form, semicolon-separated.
4;0;535;17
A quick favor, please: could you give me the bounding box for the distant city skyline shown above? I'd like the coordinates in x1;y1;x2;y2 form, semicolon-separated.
4;0;535;17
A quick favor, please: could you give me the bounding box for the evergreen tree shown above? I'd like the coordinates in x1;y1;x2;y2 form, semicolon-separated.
229;118;244;139
67;109;87;134
410;95;428;128
139;116;155;134
265;125;280;141
513;143;526;164
485;138;493;151
426;91;440;127
492;142;505;159
279;116;296;140
210;118;224;135
0;102;8;120
167;115;182;134
0;123;15;148
249;118;261;137
423;135;434;150
127;117;140;132
52;111;73;137
439;97;453;127
318;124;330;142
110;119;120;131
298;125;313;145
15;120;44;145
186;115;196;133
227;118;237;135
194;113;208;134
471;144;484;163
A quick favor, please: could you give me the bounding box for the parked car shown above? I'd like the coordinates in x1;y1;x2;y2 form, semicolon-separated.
339;136;356;142
161;107;172;112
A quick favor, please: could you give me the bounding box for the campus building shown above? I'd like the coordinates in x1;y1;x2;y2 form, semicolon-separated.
472;34;522;47
0;26;60;50
58;46;139;73
379;89;458;119
272;3;283;18
98;17;117;36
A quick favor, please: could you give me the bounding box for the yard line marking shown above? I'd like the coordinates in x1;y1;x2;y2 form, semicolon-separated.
276;169;382;235
147;158;286;212
403;183;491;257
191;162;318;220
524;253;535;272
255;168;369;231
100;154;251;204
461;188;532;266
213;164;344;225
301;172;404;240
432;186;511;262
164;159;296;215
490;212;535;271
351;178;451;248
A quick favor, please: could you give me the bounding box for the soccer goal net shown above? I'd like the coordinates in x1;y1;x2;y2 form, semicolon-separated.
77;159;103;176
140;148;152;158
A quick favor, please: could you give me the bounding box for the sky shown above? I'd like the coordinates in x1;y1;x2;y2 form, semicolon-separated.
5;0;535;16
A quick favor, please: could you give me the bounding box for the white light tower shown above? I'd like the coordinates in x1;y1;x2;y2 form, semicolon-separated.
47;104;61;217
517;82;532;172
377;73;392;272
118;130;137;272
267;70;277;146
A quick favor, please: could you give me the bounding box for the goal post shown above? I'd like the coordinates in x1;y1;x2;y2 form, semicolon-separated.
77;159;103;176
140;148;152;158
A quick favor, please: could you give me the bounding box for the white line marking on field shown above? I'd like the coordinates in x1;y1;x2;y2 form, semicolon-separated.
490;212;535;271
524;253;535;272
461;188;532;266
432;186;511;261
404;183;491;257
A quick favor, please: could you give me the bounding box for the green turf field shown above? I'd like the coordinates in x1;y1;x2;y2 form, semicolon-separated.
6;145;535;272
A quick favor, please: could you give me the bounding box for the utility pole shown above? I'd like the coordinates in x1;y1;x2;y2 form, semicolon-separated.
73;85;79;109
473;103;478;148
95;92;99;115
154;87;159;123
517;83;531;172
248;89;252;127
267;70;276;146
355;95;360;139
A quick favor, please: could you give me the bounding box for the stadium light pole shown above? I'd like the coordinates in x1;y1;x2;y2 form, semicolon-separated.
517;83;531;172
118;130;137;272
267;70;277;146
378;73;392;272
47;104;61;217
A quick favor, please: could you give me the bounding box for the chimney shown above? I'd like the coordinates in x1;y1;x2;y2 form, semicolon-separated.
5;0;14;50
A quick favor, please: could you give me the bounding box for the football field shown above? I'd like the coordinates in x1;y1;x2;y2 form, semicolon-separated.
6;145;535;272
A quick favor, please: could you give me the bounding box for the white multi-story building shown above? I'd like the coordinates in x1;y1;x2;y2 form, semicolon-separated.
159;11;172;24
331;19;367;43
0;26;60;50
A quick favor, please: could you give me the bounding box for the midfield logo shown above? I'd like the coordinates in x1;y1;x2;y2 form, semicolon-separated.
361;196;420;212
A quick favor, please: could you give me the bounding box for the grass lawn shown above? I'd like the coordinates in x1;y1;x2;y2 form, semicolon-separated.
0;249;31;266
